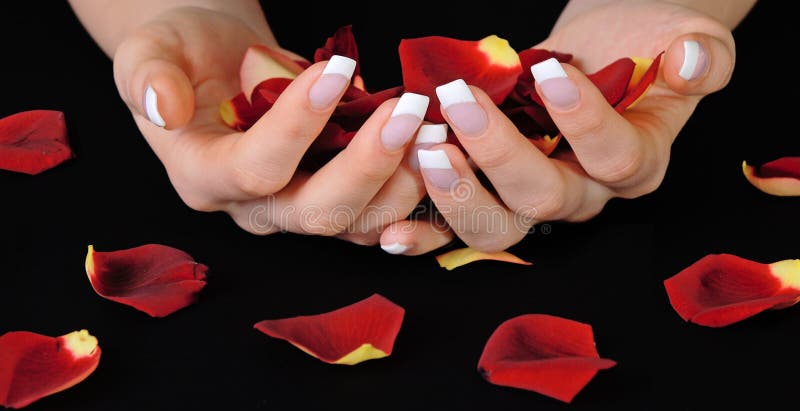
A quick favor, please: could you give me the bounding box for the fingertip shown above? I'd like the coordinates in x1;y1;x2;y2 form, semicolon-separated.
663;33;735;96
379;220;454;256
132;60;194;129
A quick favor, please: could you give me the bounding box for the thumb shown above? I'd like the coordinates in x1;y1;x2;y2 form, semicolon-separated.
662;32;736;97
113;32;195;129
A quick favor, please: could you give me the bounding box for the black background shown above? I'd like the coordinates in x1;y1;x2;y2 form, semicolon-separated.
1;1;798;410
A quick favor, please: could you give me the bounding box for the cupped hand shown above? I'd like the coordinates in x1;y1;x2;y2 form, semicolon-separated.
113;7;428;244
380;0;736;253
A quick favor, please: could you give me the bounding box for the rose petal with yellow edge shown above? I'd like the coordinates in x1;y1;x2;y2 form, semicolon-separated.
742;158;800;196
436;247;532;271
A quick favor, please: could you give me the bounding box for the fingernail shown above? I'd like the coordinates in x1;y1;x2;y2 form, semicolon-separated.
531;58;579;110
144;85;165;127
381;93;429;151
309;55;356;110
418;149;458;190
409;124;448;170
679;40;707;81
435;79;487;137
381;242;410;255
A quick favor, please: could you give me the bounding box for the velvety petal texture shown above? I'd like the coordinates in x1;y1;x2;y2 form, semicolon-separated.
664;254;800;327
85;244;208;317
478;314;616;403
0;110;73;175
0;330;101;409
436;247;532;271
254;294;405;365
742;158;800;196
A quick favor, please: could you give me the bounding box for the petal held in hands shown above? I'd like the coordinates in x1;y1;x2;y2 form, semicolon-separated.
742;158;800;196
478;314;616;403
254;294;405;365
664;254;800;327
0;330;101;409
0;110;73;175
400;34;522;121
85;244;208;317
240;45;305;102
436;247;532;271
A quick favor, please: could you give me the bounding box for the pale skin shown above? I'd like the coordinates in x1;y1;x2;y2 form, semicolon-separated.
69;0;756;254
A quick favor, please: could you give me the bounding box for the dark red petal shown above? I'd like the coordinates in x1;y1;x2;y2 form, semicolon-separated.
85;244;208;317
0;110;73;175
254;294;405;365
240;45;305;101
615;53;663;112
664;254;800;327
0;330;101;409
514;49;573;101
251;77;293;105
314;25;360;76
220;93;259;131
587;58;636;106
478;314;615;403
335;86;404;120
743;158;800;196
400;35;522;121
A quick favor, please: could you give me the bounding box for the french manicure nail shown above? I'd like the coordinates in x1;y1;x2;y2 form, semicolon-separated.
144;85;165;127
435;79;487;137
409;124;448;170
309;55;356;110
418;149;458;190
679;40;707;81
381;242;410;255
381;93;429;151
531;58;579;110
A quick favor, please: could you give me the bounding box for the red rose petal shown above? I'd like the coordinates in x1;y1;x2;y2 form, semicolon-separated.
742;158;800;196
478;314;616;403
335;86;404;119
314;25;360;76
615;53;662;112
240;45;305;102
400;35;522;121
219;93;258;131
588;58;636;106
85;244;208;317
0;330;101;409
0;110;73;175
664;254;800;327
513;49;573;102
254;294;405;365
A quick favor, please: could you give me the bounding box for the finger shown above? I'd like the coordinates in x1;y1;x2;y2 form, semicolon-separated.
417;145;528;253
274;93;428;235
113;29;195;130
228;56;357;197
663;32;735;96
379;220;455;256
436;80;584;220
531;59;667;189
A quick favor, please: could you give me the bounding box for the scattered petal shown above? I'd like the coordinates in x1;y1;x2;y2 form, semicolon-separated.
254;294;404;365
240;45;305;102
664;254;800;327
478;314;616;403
400;34;522;121
436;247;532;271
0;330;101;409
0;110;73;175
742;158;800;196
85;244;208;317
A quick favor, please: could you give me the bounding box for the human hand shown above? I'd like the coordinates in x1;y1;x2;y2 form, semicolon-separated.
113;7;430;243
379;0;736;253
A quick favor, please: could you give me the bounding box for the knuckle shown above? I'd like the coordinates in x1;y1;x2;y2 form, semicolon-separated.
514;180;568;220
563;105;607;140
476;143;518;171
593;149;646;186
232;165;288;198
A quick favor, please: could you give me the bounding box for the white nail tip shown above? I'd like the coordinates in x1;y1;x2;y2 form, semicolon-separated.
435;79;475;108
392;93;430;118
530;58;567;83
381;242;409;255
680;40;700;80
417;149;453;169
322;55;357;78
144;85;165;127
415;124;448;144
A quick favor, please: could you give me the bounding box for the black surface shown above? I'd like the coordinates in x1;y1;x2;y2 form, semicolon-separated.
1;2;798;410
